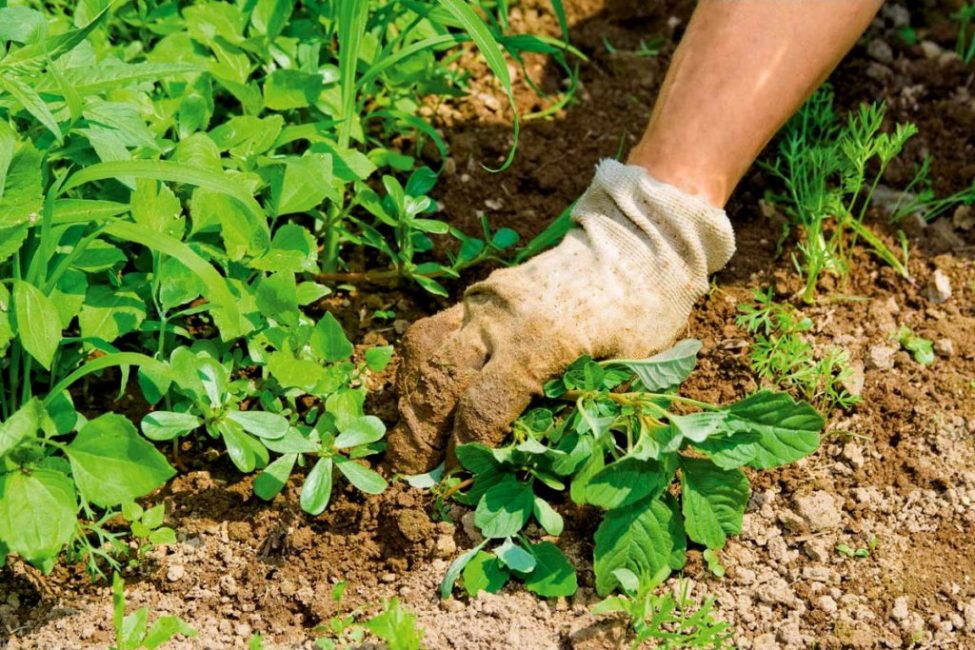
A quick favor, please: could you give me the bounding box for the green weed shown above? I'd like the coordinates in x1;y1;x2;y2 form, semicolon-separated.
737;288;860;411
893;325;934;365
0;0;578;575
954;3;975;63
592;568;734;649
764;86;917;302
111;572;195;650
311;582;425;650
438;340;825;600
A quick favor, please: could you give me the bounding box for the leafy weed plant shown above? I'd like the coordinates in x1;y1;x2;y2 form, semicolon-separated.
592;567;733;649
0;0;578;575
438;340;824;599
737;288;860;411
111;572;196;650
764;85;917;302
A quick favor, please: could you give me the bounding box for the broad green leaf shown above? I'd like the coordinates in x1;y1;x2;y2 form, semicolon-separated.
78;285;146;344
121;607;149;648
727;390;824;469
263;70;322;111
669;411;728;443
474;476;533;539
604;339;701;391
680;457;749;550
569;448;604;505
12;280;61;370
0;75;61;142
131;179;184;238
0;468;76;571
311;312;354;362
252;224;318;273
325;389;365;431
584;457;668;510
0;398;42;457
141;411;201;441
462;550;509;596
593;497;678;595
255;272;299;327
364;346;393;372
65;413;175;508
532;497;564;536
334;456;387;494
50;269;87;329
440;540;487;599
226;410;289;440
455;443;502;475
263;427;320;455
363;599;423;650
268;352;327;393
334;415;385;449
496;537;536;572
218;420;267;474
300;457;333;515
0;140;42;227
255;453;297;501
522;541;577;597
690;431;761;469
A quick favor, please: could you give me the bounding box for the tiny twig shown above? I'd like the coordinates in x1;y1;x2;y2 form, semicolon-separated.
441;477;474;500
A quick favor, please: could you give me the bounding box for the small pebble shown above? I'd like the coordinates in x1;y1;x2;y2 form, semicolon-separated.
923;269;952;304
167;565;186;582
934;338;955;358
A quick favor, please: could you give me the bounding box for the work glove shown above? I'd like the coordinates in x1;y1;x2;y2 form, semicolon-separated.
386;159;735;474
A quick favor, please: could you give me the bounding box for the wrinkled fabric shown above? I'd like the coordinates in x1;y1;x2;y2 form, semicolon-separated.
387;159;735;474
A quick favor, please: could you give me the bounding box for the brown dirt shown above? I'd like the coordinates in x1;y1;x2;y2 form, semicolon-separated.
4;1;975;649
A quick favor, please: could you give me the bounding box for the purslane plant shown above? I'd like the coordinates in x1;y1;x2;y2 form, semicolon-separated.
438;340;825;599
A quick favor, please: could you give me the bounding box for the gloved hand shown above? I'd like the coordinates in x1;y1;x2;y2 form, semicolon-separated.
386;159;735;474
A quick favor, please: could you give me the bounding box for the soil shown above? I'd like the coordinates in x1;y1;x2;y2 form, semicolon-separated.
4;1;975;649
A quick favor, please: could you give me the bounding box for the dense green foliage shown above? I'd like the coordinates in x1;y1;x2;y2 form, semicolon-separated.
0;0;575;574
439;340;825;599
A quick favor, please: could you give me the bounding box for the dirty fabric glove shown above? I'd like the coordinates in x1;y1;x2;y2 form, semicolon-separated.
387;159;735;474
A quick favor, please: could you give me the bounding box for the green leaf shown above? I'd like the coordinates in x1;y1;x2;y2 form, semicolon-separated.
463;550;509;596
605;339;701;391
78;285;146;344
267;351;326;392
256;272;299;327
334;456;387;494
532;497;564;537
263;69;322;110
455;443;502;475
255;453;297;501
474;476;533;539
0;468;76;571
496;538;536;572
141;411;201;441
490;227;519;249
0;75;61;142
364;346;393;372
252;224;318;273
0;398;42;457
65;413;176;508
121;607;149;649
727;390;824;469
584;457;668;510
522;541;577;597
690;431;761;469
268;154;335;216
593;497;678;595
12;280;61;370
334;415;385;449
680;457;749;550
226;410;289;440
364;599;423;650
300;457;333;515
440;541;487;599
311;312;354;362
142;504;165;530
143;616;196;649
218;420;267;474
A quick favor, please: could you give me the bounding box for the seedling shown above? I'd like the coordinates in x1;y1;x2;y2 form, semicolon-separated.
111;573;195;650
592;568;733;649
737;288;860;411
764;86;918;301
893;325;934;365
954;4;975;64
312;582;425;650
836;536;879;559
439;340;824;599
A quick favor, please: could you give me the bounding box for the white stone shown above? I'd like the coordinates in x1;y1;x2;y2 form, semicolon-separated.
795;491;842;531
866;344;897;371
923;269;952;303
892;596;910;621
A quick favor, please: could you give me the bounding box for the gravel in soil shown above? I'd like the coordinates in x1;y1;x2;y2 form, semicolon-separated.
4;1;975;648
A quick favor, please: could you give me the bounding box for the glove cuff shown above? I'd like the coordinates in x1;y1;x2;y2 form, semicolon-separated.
571;159;736;276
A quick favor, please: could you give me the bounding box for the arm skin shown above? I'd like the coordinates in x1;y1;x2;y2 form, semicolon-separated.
628;0;884;208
